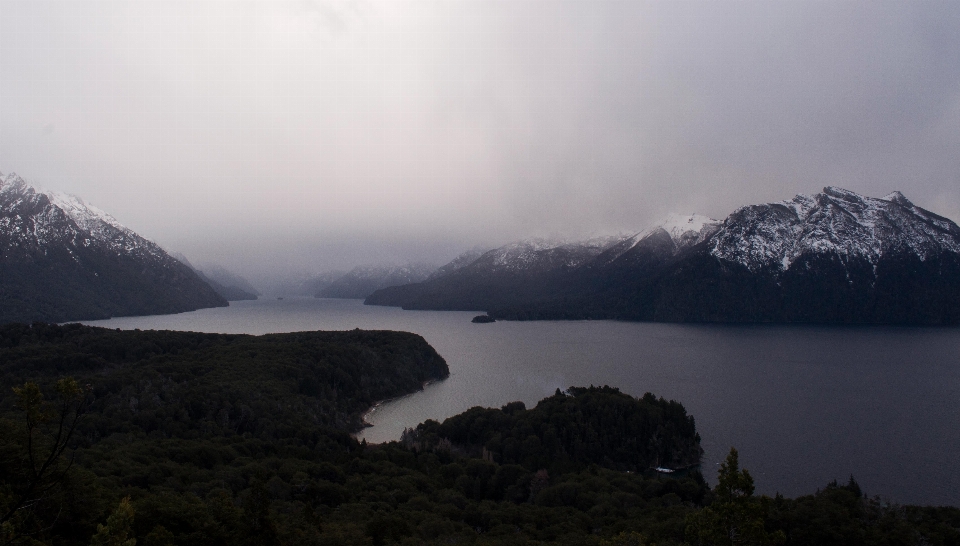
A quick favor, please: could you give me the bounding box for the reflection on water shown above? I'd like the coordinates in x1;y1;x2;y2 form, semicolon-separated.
84;298;960;506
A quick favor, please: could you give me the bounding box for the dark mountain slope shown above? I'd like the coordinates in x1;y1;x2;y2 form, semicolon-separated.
0;172;227;323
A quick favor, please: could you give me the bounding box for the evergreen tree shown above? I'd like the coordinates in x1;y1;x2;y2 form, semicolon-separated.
89;498;136;546
687;448;785;546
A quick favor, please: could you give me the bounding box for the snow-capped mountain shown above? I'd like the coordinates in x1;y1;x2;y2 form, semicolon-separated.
426;247;491;280
2;172;150;258
0;171;227;323
364;235;628;311
317;263;437;299
594;214;721;267
576;187;960;323
471;235;627;274
369;187;960;324
711;186;960;272
636;213;722;252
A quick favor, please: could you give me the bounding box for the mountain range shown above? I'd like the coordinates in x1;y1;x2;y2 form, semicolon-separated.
5;171;957;326
317;263;437;299
367;187;960;325
366;235;625;311
0;172;228;323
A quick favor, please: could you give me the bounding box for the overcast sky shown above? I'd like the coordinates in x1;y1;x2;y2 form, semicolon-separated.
2;1;960;282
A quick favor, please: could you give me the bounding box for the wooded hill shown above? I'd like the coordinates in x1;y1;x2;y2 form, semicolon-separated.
1;323;959;545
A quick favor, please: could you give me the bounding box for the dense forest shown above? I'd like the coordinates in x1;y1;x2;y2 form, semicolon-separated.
1;323;959;545
407;386;702;474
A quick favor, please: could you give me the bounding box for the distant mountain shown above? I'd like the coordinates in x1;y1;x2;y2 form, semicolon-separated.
201;266;259;301
0;171;228;323
368;188;960;324
199;272;258;301
426;247;491;280
591;214;721;267
365;236;627;311
204;265;259;297
168;254;258;301
259;271;345;298
318;263;437;299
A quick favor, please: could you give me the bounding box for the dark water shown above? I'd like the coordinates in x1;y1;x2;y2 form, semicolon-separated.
83;298;960;506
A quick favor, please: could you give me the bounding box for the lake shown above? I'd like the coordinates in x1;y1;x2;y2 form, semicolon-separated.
83;297;960;506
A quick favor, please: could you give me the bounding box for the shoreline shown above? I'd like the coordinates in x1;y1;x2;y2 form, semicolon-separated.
355;377;442;444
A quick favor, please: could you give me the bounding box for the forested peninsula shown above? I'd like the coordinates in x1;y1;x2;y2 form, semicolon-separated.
1;323;959;545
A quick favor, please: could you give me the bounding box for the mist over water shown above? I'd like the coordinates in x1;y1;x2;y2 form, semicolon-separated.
85;298;960;506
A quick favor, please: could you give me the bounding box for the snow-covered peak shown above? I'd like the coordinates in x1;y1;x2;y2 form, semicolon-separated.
710;187;960;272
0;172;34;201
3;171;125;231
0;170;166;261
659;213;716;234
610;213;721;260
821;186;863;201
45;189;133;237
882;191;913;207
655;213;722;247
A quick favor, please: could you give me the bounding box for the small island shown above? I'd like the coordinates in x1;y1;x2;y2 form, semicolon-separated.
471;314;496;323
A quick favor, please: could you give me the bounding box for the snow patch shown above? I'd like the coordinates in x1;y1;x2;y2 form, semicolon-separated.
46;190;131;236
658;213;721;245
481;235;627;272
621;213;722;254
710;187;960;273
0;171;169;262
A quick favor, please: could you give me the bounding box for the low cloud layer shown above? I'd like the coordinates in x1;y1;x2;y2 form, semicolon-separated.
2;1;959;280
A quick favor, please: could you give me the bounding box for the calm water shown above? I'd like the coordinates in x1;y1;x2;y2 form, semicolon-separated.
83;298;960;506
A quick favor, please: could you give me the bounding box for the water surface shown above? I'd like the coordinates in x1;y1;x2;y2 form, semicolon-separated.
84;298;960;506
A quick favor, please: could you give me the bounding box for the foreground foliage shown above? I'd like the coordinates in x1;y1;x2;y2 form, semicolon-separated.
0;323;958;545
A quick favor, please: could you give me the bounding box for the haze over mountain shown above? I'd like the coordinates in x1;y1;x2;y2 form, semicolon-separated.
196;265;260;301
317;264;437;300
0;172;227;323
170;253;260;301
266;271;347;299
368;188;960;325
2;1;959;281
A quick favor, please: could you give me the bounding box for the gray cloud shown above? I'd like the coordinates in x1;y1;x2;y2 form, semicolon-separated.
2;0;959;281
